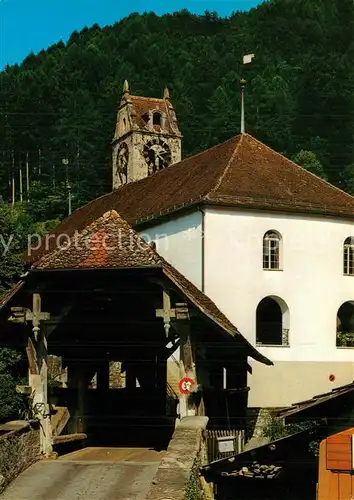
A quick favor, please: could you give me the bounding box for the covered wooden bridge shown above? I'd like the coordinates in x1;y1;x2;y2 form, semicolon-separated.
0;210;271;456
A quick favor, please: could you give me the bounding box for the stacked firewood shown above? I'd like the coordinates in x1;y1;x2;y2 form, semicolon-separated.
222;461;282;479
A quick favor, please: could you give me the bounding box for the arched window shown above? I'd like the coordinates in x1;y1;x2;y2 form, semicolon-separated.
344;237;354;276
153;112;161;126
263;231;281;270
336;301;354;347
256;296;289;346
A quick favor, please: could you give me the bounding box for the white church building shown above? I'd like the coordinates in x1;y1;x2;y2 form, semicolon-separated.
54;83;354;408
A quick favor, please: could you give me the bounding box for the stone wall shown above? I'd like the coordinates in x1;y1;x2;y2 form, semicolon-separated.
145;416;211;500
0;420;40;494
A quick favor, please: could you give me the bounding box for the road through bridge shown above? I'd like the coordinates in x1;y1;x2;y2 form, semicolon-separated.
0;447;164;500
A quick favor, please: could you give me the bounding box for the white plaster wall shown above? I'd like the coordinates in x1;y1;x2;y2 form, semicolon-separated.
203;207;354;363
248;360;354;407
139;211;203;289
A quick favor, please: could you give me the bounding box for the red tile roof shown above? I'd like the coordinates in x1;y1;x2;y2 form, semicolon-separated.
112;92;180;138
162;262;241;338
129;95;178;135
206;134;354;215
33;210;162;270
28;133;354;265
32;209;272;366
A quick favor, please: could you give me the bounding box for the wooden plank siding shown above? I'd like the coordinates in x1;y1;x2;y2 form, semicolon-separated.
327;433;352;471
318;428;354;500
339;473;352;500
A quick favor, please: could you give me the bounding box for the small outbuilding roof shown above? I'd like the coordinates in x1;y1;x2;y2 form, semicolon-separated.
276;382;354;420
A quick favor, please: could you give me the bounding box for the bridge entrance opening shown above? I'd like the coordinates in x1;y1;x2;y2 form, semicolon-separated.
43;270;178;451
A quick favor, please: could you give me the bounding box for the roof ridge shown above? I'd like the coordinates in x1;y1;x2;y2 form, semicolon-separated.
207;134;244;197
116;211;163;264
88;210;163;266
246;134;354;202
34;209;163;269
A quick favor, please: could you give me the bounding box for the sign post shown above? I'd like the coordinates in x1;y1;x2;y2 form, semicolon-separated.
178;377;195;418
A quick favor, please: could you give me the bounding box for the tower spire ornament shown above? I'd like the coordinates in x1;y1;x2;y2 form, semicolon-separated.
163;87;170;100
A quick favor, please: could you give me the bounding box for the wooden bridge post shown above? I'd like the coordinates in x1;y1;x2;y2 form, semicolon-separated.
27;293;52;457
10;293;52;456
67;362;89;434
156;353;167;414
178;321;197;417
156;291;199;419
196;344;209;388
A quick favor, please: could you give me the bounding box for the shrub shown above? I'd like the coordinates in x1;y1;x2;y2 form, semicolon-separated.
0;348;26;423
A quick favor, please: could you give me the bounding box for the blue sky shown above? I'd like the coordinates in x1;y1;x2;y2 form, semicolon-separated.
0;0;262;69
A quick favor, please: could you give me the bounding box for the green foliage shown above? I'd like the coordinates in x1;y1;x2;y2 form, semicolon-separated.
0;348;25;423
344;164;354;196
262;415;289;441
262;415;321;457
292;150;327;180
47;375;62;388
0;203;34;297
0;202;58;298
27;181;67;222
0;348;21;373
0;375;20;423
336;331;354;347
185;457;202;500
0;0;353;215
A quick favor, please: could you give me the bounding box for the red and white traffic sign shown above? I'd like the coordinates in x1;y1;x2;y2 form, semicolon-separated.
178;377;195;395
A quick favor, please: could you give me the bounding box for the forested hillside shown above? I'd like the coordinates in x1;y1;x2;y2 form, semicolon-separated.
0;0;353;221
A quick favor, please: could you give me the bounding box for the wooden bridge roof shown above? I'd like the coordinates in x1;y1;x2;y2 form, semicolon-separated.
4;210;272;366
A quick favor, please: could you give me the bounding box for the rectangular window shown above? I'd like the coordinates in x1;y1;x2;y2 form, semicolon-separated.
344;246;354;275
263;237;280;269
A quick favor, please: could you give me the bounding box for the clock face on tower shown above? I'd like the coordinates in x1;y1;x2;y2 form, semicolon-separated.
116;142;129;184
143;138;172;174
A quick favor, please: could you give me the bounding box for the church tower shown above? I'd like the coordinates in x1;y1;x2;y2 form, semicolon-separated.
112;81;182;189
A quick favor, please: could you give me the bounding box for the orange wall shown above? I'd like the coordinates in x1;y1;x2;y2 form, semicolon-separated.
318;429;354;500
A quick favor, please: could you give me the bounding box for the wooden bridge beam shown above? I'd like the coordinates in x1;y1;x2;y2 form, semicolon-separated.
18;293;53;457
